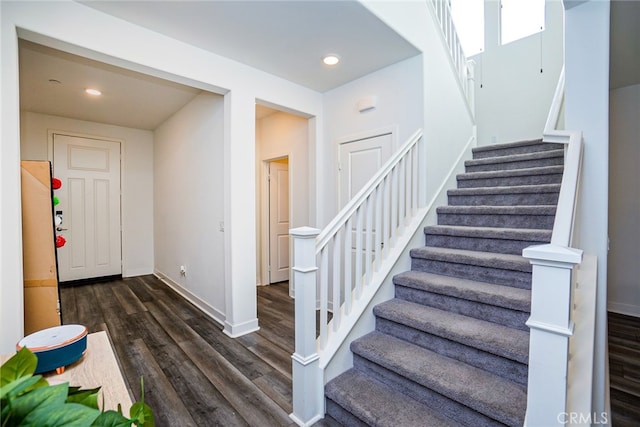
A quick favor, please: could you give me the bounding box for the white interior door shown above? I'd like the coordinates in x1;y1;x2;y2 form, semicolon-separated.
339;132;393;286
339;132;393;207
53;134;122;282
268;159;290;284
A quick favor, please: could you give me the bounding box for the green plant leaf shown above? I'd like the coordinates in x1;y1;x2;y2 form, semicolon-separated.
1;348;37;387
129;402;154;426
0;374;45;401
8;382;69;425
20;402;101;427
66;386;101;409
91;410;132;427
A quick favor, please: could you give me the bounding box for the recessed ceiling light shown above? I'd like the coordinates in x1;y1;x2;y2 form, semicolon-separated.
85;88;102;96
322;54;340;66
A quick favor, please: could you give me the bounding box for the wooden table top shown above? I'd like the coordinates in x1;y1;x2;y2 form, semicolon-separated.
1;331;133;413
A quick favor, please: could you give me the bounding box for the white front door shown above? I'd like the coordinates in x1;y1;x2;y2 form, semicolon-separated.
53;134;122;282
339;132;393;207
268;159;290;284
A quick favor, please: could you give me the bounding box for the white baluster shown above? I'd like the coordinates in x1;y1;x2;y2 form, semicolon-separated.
354;206;364;298
332;232;341;331
365;196;373;286
343;219;352;315
374;185;383;272
319;246;328;349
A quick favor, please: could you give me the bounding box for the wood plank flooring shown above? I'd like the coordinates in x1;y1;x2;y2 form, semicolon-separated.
60;275;301;426
608;311;640;426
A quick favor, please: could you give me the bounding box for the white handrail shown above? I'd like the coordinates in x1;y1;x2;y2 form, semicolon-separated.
544;66;565;134
542;66;582;247
549;130;582;246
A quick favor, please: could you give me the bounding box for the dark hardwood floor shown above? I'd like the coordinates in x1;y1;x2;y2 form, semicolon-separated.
60;275;301;426
608;311;640;426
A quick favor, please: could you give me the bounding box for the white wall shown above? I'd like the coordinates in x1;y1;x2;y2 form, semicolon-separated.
256;111;309;286
564;0;611;418
1;0;323;351
154;93;226;322
19;112;155;277
608;84;640;317
472;0;565;146
322;55;424;223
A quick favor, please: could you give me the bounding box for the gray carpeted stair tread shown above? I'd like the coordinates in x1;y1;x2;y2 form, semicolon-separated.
448;183;560;196
351;332;527;426
447;184;560;206
424;224;551;242
472;139;564;159
325;369;458;427
373;299;529;363
465;150;564;173
466;148;564;167
437;205;556;230
393;270;531;312
437;205;556;215
457;165;564;182
423;224;551;254
410;247;531;273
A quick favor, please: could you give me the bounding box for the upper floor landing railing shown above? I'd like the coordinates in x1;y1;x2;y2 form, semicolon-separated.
427;0;475;115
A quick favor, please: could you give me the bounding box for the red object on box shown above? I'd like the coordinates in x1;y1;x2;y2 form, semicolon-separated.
52;178;62;190
55;235;66;248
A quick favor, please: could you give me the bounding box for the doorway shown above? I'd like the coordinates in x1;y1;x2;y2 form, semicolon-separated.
52;132;122;282
267;158;290;284
255;105;310;294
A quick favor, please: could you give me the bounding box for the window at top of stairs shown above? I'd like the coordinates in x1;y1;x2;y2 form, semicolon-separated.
500;0;546;45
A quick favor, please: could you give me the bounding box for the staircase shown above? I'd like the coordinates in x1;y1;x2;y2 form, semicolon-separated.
324;139;565;426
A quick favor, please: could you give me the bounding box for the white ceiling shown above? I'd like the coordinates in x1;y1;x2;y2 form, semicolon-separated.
19;0;420;130
79;0;420;93
19;40;204;130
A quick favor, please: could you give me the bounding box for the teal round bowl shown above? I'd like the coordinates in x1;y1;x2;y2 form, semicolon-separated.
17;325;88;374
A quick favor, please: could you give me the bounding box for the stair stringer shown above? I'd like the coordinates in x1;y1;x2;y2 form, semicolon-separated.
322;135;475;384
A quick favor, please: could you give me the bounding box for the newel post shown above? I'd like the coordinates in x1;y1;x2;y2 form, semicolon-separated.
523;244;583;427
289;227;323;426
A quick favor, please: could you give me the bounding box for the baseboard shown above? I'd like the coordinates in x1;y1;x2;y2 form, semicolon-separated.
223;318;260;338
153;270;226;326
123;267;154;278
59;274;122;287
608;302;640;318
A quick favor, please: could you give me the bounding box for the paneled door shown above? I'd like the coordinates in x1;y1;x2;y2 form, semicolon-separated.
268;159;290;284
339;132;393;207
338;132;393;284
53;134;122;282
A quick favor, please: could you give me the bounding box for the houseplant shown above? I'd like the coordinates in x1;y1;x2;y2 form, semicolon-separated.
1;347;154;426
